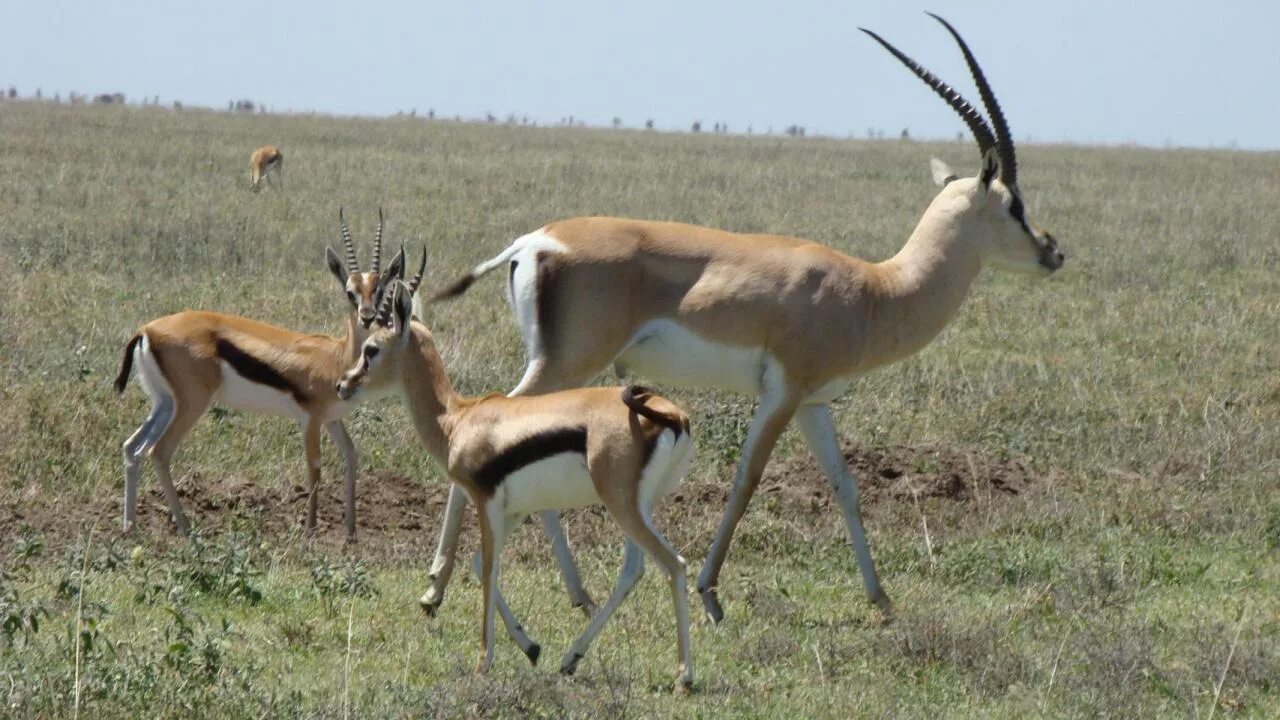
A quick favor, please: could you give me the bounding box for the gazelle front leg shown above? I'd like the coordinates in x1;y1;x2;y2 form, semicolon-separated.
539;510;595;617
475;501;510;674
794;403;892;614
422;486;596;618
421;482;469;614
325;421;358;542
696;380;799;623
469;550;541;665
303;421;323;538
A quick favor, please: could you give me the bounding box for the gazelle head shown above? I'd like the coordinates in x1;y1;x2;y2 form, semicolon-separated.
326;207;407;328
337;281;413;401
336;247;428;401
863;13;1065;276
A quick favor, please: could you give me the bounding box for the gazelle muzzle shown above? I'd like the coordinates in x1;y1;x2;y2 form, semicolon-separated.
1038;232;1065;272
336;371;363;401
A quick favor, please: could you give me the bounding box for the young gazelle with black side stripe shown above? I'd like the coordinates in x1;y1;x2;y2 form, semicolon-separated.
337;279;696;690
114;210;415;540
427;14;1065;623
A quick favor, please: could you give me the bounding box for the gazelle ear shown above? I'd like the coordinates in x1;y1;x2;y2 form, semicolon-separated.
325;247;348;285
382;246;406;283
979;147;1000;188
394;282;414;335
930;157;958;187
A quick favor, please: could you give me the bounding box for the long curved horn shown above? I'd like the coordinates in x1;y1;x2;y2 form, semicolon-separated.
339;207;358;272
371;207;385;275
406;243;428;296
926;13;1017;187
375;279;399;327
860;27;997;163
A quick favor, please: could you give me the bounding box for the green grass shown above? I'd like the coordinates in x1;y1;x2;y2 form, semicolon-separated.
1;100;1278;718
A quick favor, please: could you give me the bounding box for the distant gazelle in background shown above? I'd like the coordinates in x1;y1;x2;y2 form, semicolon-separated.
427;13;1065;623
249;144;283;191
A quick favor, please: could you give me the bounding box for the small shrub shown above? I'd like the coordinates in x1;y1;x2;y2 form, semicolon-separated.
310;556;377;617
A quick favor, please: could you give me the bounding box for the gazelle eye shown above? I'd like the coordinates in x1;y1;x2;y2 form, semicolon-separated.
346;291;357;304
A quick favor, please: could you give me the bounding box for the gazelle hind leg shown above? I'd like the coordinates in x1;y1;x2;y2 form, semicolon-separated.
146;394;212;536
794;404;891;613
121;393;175;531
696;375;799;623
614;495;694;692
469;550;541;665
560;540;645;677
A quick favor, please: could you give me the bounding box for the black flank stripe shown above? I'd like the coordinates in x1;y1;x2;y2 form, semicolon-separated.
472;426;587;492
640;430;661;469
534;252;558;352
215;338;308;404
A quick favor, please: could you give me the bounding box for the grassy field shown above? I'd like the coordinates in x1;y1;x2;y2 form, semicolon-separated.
0;100;1278;718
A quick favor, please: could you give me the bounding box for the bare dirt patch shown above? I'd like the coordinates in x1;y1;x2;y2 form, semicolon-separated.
2;442;1038;556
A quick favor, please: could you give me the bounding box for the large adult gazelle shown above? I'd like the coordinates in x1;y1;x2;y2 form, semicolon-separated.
429;14;1065;622
114;210;416;540
338;281;696;689
250;145;283;192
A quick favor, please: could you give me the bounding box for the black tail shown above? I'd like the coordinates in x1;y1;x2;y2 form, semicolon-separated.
429;273;476;302
621;385;688;436
114;334;142;394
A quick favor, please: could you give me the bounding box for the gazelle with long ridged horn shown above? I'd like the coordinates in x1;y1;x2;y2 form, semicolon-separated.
427;13;1065;623
250;145;283;192
114;210;415;539
338;280;696;689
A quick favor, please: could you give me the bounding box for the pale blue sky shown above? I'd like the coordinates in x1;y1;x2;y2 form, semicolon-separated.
4;1;1278;149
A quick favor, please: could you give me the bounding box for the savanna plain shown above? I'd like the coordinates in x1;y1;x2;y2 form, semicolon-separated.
0;102;1278;718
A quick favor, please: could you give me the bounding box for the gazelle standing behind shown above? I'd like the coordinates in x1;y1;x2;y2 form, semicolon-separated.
250;144;283;191
338;280;696;690
427;14;1065;622
114;210;414;540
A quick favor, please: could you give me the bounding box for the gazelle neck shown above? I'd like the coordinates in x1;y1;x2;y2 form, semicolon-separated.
398;322;463;464
341;315;364;363
864;189;984;367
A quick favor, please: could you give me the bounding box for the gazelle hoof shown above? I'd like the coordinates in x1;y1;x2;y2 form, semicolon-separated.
418;595;441;618
699;590;724;625
872;592;895;623
525;643;541;666
559;651;584;676
573;598;597;619
675;675;693;695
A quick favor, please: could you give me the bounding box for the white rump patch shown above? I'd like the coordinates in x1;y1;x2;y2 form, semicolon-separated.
637;429;693;510
506;230;570;361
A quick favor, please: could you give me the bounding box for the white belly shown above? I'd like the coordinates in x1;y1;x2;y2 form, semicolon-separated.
617;319;766;395
498;452;597;516
215;361;309;422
